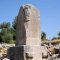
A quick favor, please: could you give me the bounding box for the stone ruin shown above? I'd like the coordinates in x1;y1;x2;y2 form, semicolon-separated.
7;4;42;60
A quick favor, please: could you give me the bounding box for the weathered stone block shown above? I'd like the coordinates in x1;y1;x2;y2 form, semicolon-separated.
7;46;24;60
7;45;42;60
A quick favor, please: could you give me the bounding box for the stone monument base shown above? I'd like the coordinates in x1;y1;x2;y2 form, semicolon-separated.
7;46;25;60
7;45;42;60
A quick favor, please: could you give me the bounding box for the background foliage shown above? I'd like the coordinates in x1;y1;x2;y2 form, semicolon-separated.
0;17;60;43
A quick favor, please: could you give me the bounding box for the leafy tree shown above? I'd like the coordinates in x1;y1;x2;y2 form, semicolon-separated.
41;32;46;41
12;16;17;30
0;24;1;29
12;16;17;40
57;32;60;39
0;22;10;29
0;22;13;43
11;28;16;40
2;33;12;43
52;37;57;40
1;28;12;43
58;32;60;37
0;32;3;42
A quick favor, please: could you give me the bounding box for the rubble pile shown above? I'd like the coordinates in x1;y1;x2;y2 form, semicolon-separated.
0;43;15;60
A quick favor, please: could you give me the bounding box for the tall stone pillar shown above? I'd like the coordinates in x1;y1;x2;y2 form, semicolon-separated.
7;4;42;60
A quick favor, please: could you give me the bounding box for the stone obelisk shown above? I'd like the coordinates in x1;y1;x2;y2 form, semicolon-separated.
7;4;42;60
